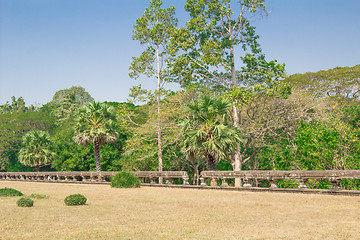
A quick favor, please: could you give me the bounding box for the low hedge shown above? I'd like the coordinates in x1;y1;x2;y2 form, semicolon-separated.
0;187;23;197
110;171;141;188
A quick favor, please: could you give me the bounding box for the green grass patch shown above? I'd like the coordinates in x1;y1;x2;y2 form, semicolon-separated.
29;193;49;199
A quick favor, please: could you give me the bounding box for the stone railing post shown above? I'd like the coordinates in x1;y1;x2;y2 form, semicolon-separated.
329;177;342;191
242;177;252;188
220;177;229;187
269;178;278;188
182;175;189;185
165;177;172;185
298;177;308;189
200;177;207;186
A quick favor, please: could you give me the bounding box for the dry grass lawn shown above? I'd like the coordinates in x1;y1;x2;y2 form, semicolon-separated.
0;181;359;240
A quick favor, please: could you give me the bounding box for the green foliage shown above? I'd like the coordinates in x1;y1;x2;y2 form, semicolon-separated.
181;96;241;170
256;117;360;172
64;194;87;206
29;193;49;199
121;91;184;172
340;179;360;190
130;0;177;80
51;86;94;125
18;130;55;172
0;187;23;197
276;179;299;189
285;65;360;101
0;96;37;113
306;179;332;190
52;86;93;106
294;120;360;170
16;197;34;207
74;102;118;172
110;172;141;188
341;103;360;129
169;0;283;88
0;110;55;171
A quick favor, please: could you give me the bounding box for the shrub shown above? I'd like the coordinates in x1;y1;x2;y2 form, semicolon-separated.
0;187;23;197
277;179;299;189
110;171;141;188
64;194;87;206
29;193;49;199
17;197;34;207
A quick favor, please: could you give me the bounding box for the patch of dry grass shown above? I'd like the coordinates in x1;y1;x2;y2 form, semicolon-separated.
0;181;359;240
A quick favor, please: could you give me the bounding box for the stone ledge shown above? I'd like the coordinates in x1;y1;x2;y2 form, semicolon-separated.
141;184;360;197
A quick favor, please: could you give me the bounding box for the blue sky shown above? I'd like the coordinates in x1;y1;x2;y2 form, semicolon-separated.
0;0;359;106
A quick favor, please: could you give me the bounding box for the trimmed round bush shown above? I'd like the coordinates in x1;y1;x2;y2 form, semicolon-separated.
64;194;87;206
0;187;23;197
110;171;141;188
17;197;34;207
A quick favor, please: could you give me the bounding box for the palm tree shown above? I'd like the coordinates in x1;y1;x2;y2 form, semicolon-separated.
74;102;118;172
18;130;55;172
181;96;241;171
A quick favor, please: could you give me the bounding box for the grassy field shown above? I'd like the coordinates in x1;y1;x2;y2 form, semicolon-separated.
0;181;359;240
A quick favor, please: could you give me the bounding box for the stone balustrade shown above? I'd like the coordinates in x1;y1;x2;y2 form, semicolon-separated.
0;171;115;183
200;170;360;190
1;170;360;194
135;171;189;185
0;171;190;185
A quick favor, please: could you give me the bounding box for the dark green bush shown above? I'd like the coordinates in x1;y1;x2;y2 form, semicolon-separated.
64;194;87;206
0;187;23;197
110;171;141;188
17;197;34;207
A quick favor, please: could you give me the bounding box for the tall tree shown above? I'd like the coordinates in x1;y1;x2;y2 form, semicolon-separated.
51;86;94;125
0;96;31;113
18;130;55;172
129;0;178;174
285;65;360;101
73;102;118;173
52;86;94;106
170;0;285;186
120;91;184;172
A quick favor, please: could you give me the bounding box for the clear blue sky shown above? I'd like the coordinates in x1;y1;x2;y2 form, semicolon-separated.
0;0;359;106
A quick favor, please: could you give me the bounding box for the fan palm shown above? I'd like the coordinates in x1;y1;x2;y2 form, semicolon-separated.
74;102;118;172
18;130;55;172
181;96;241;171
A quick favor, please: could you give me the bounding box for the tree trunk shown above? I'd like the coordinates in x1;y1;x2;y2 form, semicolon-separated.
207;153;216;171
94;139;101;172
36;160;40;172
230;45;242;187
156;47;163;184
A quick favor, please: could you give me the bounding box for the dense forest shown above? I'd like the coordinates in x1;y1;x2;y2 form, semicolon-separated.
1;1;359;188
1;65;360;184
